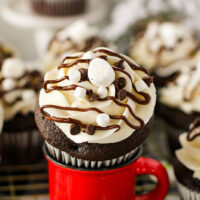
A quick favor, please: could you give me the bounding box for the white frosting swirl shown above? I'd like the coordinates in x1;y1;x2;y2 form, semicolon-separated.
176;124;200;180
159;57;200;114
130;21;198;75
39;47;156;144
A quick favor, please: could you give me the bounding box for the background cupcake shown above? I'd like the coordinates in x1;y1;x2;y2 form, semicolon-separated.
129;20;199;86
35;47;156;168
31;0;87;16
0;58;43;164
174;118;200;199
44;20;116;72
0;40;16;69
158;58;200;153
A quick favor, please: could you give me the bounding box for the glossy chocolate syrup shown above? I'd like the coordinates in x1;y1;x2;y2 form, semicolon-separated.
40;48;153;135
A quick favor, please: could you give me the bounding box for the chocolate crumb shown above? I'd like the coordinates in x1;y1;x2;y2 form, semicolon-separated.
118;89;127;101
114;60;125;70
70;125;81;135
79;68;88;81
116;77;126;89
86;125;96;135
87;90;99;101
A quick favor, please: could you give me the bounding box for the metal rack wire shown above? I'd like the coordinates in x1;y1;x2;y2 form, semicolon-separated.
0;162;49;200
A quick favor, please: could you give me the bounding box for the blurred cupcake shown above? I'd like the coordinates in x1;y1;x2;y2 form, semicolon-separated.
35;47;156;169
44;21;116;72
31;0;87;16
158;57;200;152
129;21;199;86
174;119;200;199
0;58;43;164
0;41;16;69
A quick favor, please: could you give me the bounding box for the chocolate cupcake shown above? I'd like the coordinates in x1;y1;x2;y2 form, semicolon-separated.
174;119;200;199
35;47;156;169
129;21;199;87
31;0;87;16
0;58;43;164
44;21;116;72
158;57;200;153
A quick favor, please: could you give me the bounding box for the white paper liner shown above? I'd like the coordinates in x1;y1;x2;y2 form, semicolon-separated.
45;142;139;169
177;180;200;200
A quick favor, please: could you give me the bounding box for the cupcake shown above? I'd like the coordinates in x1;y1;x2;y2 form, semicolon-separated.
129;21;199;86
31;0;87;16
174;118;200;199
158;57;200;152
35;47;156;168
0;58;43;164
0;41;16;69
44;21;116;72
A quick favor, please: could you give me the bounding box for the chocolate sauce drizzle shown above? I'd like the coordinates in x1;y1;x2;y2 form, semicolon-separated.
187;118;200;141
40;48;153;135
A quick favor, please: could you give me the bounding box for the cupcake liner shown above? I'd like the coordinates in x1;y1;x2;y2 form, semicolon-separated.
177;181;200;200
31;0;87;16
45;142;139;169
0;129;43;164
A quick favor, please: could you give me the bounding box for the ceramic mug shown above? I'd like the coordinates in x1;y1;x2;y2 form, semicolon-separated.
44;147;169;200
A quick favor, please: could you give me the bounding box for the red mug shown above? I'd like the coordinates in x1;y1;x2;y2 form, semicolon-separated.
44;147;169;200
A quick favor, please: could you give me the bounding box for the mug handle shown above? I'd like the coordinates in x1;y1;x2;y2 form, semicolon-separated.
135;157;169;200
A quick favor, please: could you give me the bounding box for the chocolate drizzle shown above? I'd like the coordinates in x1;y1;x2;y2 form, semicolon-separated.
187;118;200;141
40;48;153;135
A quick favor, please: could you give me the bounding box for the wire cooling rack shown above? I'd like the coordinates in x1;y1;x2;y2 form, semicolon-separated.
0;162;49;200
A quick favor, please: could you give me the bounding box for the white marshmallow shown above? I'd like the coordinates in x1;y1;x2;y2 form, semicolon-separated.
135;80;146;92
22;90;36;101
88;58;115;87
2;78;16;91
159;23;177;48
82;51;95;60
68;68;81;83
74;87;86;99
2;58;25;78
97;87;108;98
145;22;159;40
96;113;110;127
3;90;21;104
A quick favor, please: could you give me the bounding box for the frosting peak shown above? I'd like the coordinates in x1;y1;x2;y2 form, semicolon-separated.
176;119;200;180
39;47;156;144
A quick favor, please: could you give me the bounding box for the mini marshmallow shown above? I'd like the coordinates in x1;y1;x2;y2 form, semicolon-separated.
74;87;86;99
2;58;25;78
82;51;95;60
3;90;21;104
2;78;16;91
145;22;159;40
22;90;36;101
97;87;108;98
96;113;110;127
135;80;146;92
159;23;177;48
68;68;81;83
88;58;115;87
